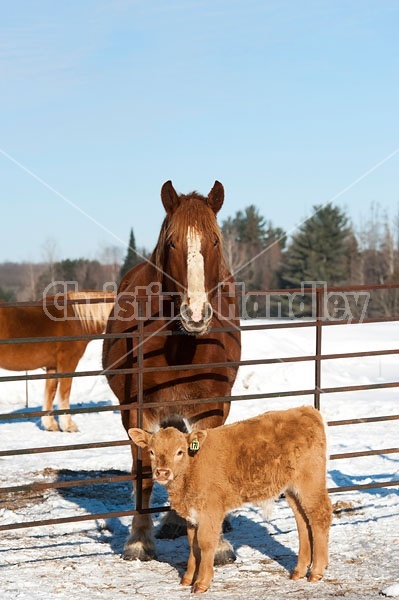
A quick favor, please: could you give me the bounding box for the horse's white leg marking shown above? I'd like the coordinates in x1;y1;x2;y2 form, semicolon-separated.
186;227;207;322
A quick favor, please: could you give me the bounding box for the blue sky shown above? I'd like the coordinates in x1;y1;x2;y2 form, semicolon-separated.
1;0;398;264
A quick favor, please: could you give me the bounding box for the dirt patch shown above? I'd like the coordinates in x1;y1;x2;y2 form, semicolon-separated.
332;499;362;517
0;488;49;511
0;468;132;512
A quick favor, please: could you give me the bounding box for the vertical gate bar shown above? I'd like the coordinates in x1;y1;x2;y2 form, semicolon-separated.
135;299;145;511
25;372;29;408
314;286;324;410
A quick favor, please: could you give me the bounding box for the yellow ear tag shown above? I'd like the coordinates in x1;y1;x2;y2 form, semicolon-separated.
189;439;200;453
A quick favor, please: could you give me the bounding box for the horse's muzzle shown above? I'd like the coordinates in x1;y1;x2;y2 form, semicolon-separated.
180;300;213;335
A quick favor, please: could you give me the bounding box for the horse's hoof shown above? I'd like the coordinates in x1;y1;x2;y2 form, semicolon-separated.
308;572;323;582
214;549;236;566
156;511;187;539
42;418;60;432
122;543;157;562
214;538;236;566
59;418;79;433
222;516;233;533
122;549;157;562
156;521;187;539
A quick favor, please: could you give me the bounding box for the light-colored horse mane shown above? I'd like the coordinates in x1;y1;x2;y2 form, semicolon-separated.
67;291;115;334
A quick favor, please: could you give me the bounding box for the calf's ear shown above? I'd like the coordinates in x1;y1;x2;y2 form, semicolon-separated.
188;430;208;447
128;428;150;448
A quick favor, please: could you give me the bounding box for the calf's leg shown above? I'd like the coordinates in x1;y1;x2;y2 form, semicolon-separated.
191;515;222;593
181;523;199;587
191;410;236;566
304;490;332;581
294;487;332;582
285;490;312;579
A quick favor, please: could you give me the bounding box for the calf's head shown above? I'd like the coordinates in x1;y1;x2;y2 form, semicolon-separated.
128;427;207;486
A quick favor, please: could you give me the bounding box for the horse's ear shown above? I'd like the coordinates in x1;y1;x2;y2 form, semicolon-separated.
208;181;224;214
161;180;180;215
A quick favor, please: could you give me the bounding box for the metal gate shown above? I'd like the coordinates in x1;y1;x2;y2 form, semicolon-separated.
1;283;398;533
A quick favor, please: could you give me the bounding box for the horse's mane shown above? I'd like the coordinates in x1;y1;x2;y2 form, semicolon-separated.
67;291;115;333
150;193;229;282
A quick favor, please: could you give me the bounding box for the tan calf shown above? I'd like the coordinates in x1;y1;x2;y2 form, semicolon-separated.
129;405;332;593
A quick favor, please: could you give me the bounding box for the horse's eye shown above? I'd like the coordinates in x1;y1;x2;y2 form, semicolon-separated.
213;239;219;247
169;240;176;249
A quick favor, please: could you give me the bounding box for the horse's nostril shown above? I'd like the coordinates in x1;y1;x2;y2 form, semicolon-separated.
180;302;192;319
204;302;213;321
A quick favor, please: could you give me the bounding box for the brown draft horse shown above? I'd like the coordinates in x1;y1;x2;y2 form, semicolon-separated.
0;291;115;432
102;181;242;562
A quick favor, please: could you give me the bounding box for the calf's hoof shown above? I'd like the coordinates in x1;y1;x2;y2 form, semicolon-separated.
290;568;307;580
192;583;209;594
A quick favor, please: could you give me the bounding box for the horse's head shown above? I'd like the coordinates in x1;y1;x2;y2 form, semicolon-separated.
152;181;229;335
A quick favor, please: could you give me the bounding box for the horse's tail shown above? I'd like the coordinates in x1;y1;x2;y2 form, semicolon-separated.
68;291;115;334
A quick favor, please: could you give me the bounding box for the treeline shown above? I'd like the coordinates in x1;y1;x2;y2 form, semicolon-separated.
221;203;399;318
1;203;398;318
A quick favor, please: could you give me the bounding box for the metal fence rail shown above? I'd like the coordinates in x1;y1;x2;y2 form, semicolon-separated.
0;283;398;532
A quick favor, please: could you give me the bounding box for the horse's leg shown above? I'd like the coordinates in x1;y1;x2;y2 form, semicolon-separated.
122;407;157;561
123;444;156;561
57;375;79;432
57;347;84;432
41;367;59;432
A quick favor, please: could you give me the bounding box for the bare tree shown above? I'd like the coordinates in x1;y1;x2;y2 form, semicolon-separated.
41;238;59;283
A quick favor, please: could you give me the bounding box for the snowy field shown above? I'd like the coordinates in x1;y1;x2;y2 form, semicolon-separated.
0;320;398;599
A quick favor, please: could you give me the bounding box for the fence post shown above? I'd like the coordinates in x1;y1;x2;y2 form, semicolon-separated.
314;286;324;410
25;371;29;407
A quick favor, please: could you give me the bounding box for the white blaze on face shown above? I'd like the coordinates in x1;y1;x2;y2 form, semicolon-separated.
186;226;207;322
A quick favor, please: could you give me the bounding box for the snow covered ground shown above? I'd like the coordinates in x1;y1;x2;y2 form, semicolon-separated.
1;320;398;599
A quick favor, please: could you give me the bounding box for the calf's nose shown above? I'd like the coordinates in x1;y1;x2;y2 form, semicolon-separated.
154;467;172;481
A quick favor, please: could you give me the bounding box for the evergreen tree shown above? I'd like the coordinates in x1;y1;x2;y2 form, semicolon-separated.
0;286;16;302
279;204;353;316
281;204;351;287
120;228;140;279
222;206;286;317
